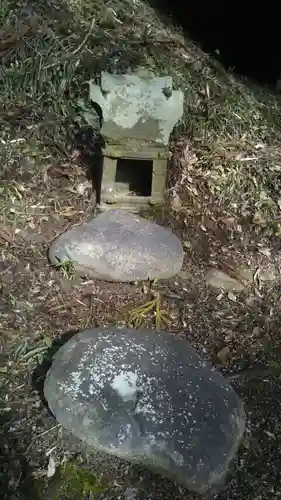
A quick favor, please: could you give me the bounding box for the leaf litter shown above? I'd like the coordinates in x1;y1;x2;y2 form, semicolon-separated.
1;0;281;499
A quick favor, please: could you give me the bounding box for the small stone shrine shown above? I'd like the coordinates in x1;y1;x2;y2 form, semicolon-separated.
89;70;184;212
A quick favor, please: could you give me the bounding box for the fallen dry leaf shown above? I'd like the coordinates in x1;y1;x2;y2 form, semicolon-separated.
258;247;271;258
216;346;230;364
47;455;56;478
0;226;13;243
228;291;237;302
171;193;182;212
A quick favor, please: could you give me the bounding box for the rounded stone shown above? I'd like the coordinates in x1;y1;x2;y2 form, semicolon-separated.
44;327;245;495
48;210;183;281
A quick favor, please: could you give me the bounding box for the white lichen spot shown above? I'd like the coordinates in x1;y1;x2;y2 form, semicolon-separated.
69;371;83;396
147;433;157;446
111;371;138;401
196;458;205;471
118;423;133;444
170;451;185;467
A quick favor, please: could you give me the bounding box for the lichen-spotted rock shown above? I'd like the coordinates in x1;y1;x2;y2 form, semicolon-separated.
44;327;245;495
48;210;183;281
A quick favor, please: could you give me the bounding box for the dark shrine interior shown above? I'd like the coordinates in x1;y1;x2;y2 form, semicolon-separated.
149;1;281;87
115;159;153;196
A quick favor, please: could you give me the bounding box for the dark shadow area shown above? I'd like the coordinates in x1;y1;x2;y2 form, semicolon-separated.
32;330;79;406
115;158;153;196
218;375;281;499
0;412;44;500
149;1;281;86
73;126;104;205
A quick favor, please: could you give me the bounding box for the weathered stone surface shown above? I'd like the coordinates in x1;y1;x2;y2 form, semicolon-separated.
88;71;184;145
205;268;245;292
44;327;245;495
205;265;277;294
48;210;183;281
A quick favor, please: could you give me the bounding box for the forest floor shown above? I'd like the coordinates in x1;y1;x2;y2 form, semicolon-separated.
2;1;281;499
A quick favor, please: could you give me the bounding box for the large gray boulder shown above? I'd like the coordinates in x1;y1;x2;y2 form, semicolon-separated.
48;210;183;281
44;327;245;495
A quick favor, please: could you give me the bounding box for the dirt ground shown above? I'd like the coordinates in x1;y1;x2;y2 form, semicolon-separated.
2;0;281;498
1;147;281;499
